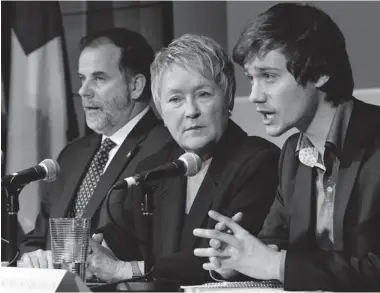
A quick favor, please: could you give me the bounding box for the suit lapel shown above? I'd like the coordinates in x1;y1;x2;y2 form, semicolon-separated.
159;175;186;255
81;138;140;219
181;121;245;250
333;99;373;250
289;163;315;246
51;134;101;218
82;110;159;219
333;156;362;250
181;174;217;250
156;144;186;255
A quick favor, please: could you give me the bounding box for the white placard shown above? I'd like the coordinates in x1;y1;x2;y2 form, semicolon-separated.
0;267;67;292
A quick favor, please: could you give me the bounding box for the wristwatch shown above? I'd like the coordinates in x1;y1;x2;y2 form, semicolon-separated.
130;261;143;277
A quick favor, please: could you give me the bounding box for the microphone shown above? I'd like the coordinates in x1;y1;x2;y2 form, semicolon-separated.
113;152;202;190
2;159;60;188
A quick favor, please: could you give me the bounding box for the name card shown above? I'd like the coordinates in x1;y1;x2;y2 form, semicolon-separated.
0;267;90;292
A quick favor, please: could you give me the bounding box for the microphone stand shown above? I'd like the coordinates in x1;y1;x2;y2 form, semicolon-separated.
2;184;23;266
119;182;180;292
140;182;155;278
93;181;182;292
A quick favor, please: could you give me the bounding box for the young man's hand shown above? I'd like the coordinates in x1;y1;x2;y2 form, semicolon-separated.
194;210;282;281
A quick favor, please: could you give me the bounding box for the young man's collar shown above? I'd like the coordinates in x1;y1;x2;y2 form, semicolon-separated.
296;99;354;162
325;99;353;156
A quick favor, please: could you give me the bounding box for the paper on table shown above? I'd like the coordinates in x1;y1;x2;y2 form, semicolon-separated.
182;280;283;292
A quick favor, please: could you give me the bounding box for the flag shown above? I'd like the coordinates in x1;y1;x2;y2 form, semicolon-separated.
6;2;78;233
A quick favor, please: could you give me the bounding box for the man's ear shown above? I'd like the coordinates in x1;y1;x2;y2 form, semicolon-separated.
130;74;146;100
315;74;330;88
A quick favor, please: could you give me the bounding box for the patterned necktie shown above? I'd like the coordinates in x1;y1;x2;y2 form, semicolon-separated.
73;138;116;218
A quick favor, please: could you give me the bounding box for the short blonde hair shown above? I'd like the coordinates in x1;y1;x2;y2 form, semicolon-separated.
150;34;236;114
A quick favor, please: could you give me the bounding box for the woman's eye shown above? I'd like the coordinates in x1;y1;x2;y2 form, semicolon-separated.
198;91;211;97
169;96;181;103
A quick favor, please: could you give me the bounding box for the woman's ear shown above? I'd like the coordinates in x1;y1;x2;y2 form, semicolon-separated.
315;74;330;88
130;74;146;100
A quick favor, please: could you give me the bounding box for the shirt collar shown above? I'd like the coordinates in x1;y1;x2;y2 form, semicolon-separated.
296;134;326;169
102;106;150;146
296;99;353;164
324;99;353;156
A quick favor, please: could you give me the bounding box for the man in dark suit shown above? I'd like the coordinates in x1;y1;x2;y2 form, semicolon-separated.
193;3;380;291
84;34;280;285
18;27;171;267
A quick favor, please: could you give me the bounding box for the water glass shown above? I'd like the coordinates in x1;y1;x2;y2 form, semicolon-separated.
49;218;90;280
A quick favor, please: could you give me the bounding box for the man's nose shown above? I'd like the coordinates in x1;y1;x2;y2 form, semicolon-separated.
78;80;94;98
249;82;266;103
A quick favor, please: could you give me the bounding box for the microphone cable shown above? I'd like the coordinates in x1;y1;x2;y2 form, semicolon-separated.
96;178;160;290
104;184;145;245
1;237;20;267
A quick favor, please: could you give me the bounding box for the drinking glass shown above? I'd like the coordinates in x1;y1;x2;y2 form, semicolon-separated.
49;218;90;280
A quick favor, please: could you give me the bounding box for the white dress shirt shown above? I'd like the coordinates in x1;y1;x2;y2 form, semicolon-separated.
185;157;213;214
101;106;150;172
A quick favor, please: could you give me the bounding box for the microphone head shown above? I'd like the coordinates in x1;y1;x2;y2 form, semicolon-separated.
39;159;60;182
178;153;202;176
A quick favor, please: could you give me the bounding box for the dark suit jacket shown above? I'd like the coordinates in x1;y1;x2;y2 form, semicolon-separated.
259;99;380;291
102;120;280;285
19;109;172;255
